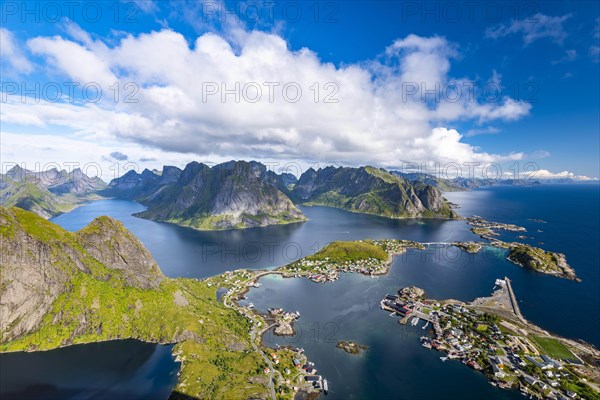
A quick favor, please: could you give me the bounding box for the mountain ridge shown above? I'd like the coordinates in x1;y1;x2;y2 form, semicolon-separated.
292;165;459;219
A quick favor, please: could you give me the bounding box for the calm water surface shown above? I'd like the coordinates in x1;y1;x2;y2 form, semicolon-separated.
0;341;178;400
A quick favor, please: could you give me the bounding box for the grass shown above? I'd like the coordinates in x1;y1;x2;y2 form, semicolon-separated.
306;240;388;263
530;336;577;361
0;207;272;399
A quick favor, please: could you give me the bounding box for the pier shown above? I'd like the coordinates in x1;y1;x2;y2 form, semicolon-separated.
505;277;525;322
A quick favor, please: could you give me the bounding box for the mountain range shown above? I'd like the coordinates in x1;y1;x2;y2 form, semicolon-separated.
107;161;306;230
0;166;106;218
103;161;458;230
291;166;458;218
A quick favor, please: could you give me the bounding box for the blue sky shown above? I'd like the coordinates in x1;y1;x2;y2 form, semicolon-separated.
1;0;599;180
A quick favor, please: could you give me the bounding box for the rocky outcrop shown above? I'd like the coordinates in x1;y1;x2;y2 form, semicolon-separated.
76;216;164;289
507;245;578;281
336;341;368;355
0;206;163;342
292;166;458;219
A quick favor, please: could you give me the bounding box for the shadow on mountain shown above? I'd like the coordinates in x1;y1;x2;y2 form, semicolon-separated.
169;391;200;400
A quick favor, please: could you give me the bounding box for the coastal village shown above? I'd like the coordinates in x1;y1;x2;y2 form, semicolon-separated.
203;232;599;400
380;281;600;400
209;269;329;399
279;239;425;283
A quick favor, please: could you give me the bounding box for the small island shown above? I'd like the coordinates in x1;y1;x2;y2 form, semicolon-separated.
279;239;425;282
336;341;368;355
464;216;579;281
452;241;484;253
507;245;579;281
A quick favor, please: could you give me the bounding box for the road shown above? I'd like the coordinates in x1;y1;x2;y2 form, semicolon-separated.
221;271;283;400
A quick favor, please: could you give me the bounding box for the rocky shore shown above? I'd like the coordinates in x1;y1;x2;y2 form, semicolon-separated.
336;341;368;355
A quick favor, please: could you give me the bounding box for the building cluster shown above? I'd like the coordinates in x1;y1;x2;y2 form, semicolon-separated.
381;287;588;399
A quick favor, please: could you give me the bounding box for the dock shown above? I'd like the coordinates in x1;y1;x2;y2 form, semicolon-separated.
505;277;525;322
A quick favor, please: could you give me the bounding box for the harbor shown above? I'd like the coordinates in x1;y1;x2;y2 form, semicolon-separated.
379;280;600;399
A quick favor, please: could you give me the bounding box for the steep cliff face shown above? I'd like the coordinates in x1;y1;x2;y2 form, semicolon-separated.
137;161;305;230
0;206;163;342
292;166;458;218
75;216;164;289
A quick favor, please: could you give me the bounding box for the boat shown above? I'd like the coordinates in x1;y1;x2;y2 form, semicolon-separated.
411;317;419;326
440;356;448;362
248;302;254;309
422;321;429;329
323;379;328;394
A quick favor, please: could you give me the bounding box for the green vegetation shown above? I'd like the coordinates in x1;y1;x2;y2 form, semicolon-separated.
155;210;306;231
560;380;600;400
306;240;388;263
507;245;577;280
294;166;459;220
1;207;273;399
529;336;578;361
4;272;271;399
0;181;74;218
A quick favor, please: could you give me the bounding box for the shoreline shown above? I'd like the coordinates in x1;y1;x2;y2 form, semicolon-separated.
381;284;600;399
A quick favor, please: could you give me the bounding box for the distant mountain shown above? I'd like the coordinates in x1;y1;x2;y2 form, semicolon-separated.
450;177;542;189
0;166;106;218
292;166;458;219
0;180;71;219
108;161;306;230
391;171;466;192
3;165;106;195
104;166;181;199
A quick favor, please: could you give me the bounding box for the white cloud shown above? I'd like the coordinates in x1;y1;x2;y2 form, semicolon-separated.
520;169;597;181
2;27;533;169
465;126;500;137
0;28;33;74
552;49;576;64
486;13;572;45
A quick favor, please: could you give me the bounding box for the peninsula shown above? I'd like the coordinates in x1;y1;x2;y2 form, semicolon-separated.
380;282;600;399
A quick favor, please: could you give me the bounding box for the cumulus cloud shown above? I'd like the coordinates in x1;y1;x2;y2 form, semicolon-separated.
486;13;572;45
523;169;597;181
1;26;533;169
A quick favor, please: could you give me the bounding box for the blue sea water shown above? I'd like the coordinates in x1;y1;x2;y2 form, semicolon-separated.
1;184;597;399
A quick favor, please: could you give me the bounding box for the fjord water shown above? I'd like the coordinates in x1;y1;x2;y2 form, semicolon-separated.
0;341;178;399
2;184;598;399
50;199;474;277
